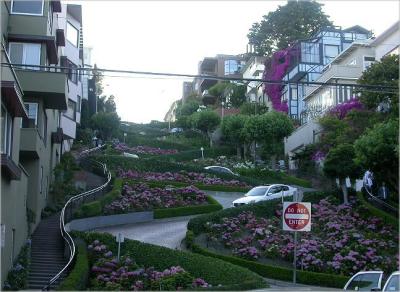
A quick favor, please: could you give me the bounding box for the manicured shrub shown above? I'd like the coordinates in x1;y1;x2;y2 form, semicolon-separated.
237;168;312;188
356;192;398;228
76;231;266;290
3;241;31;290
190;243;349;288
153;196;222;219
150;147;236;162
57;239;89;291
78;201;102;218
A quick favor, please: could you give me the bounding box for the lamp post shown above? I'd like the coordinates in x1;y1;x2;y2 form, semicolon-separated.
221;101;225;119
200;147;204;159
123;132;127;143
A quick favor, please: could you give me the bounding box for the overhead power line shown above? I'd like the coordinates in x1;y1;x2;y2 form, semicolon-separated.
1;62;398;92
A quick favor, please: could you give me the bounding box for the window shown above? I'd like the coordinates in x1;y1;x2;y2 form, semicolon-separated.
22;102;38;128
9;42;41;70
1;104;13;156
65;99;76;120
324;45;339;64
11;0;44;15
363;56;376;71
346;273;381;290
224;60;242;75
301;42;320;63
66;22;79;47
66;59;78;84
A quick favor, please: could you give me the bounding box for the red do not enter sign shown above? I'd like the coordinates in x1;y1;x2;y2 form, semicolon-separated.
282;202;311;232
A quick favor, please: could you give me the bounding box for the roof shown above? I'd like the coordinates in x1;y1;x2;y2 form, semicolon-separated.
369;21;400;47
343;25;371;34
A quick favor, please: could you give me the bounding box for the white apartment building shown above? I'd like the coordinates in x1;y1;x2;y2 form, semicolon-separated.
284;22;400;169
241;56;271;108
59;4;84;152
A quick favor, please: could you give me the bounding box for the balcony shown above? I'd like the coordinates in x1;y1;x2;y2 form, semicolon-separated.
61;115;76;139
15;69;68;110
304;65;363;97
1;47;27;118
20;128;43;159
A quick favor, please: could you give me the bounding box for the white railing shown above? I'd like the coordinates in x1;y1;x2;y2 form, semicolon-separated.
43;145;111;290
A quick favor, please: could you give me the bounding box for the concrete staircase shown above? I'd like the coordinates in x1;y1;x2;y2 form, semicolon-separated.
28;214;67;290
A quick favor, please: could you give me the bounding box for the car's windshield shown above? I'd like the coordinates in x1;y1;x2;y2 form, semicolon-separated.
246;187;269;197
384;274;399;291
346;273;382;291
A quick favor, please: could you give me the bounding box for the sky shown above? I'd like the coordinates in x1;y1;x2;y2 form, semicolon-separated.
70;1;399;123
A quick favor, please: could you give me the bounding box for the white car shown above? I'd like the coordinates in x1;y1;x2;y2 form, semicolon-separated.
344;271;399;291
232;184;297;207
204;166;238;176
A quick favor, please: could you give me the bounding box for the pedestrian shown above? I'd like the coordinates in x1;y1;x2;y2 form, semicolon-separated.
378;182;389;201
363;170;373;193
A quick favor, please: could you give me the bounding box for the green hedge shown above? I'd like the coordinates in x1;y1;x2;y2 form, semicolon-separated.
75;231;267;290
186;191;351;288
57;239;89;291
190;243;349;288
132;179;250;193
237;168;312;188
149;147;236;162
356;192;398;228
154;196;223;219
74;179;223;219
74;179;123;219
93;155;263;187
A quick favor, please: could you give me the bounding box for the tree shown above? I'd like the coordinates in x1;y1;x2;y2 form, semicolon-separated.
357;55;399;116
354;119;399;193
104;95;117;113
221;115;249;157
247;1;332;56
208;82;247;107
257;111;294;169
323;144;360;204
240;102;268;115
242;111;293;168
92;64;104;96
191;110;221;147
177;100;200;117
90;112;121;141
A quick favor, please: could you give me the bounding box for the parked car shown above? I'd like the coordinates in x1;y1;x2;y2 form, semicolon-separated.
232;184;297;207
344;271;399;291
170;127;183;133
204;166;238;176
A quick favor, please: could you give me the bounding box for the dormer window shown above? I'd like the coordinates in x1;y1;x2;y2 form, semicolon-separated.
11;0;44;16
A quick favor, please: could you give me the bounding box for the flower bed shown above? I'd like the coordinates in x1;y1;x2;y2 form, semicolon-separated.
202;197;398;276
72;231;266;290
103;183;208;215
118;169;249;188
87;239;209;290
114;143;178;155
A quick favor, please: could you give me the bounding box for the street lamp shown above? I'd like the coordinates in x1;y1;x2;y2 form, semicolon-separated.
123;132;127;143
221;101;225;119
200;147;204;159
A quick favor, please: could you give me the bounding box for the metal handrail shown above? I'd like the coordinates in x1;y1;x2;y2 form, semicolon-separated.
363;184;398;213
43;145;111;290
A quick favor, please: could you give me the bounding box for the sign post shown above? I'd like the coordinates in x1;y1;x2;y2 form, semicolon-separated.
116;233;124;261
283;201;311;284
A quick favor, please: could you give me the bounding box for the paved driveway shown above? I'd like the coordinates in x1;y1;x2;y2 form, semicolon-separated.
203;190;245;209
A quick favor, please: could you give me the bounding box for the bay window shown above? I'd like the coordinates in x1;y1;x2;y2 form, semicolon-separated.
9;42;41;70
1;104;13;156
66;22;79;47
22;102;38;128
11;0;44;16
